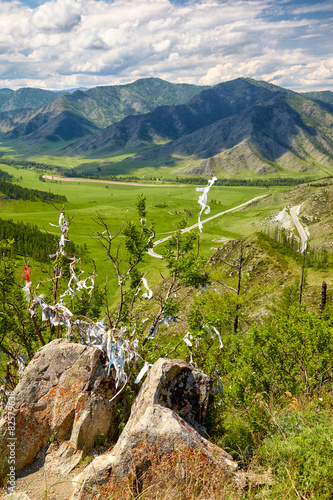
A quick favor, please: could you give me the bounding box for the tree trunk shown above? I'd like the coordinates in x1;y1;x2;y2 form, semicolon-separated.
299;250;306;305
234;245;243;333
319;281;327;318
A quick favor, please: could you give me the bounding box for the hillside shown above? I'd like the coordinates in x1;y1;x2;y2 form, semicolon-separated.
0;88;64;116
0;88;14;109
7;109;100;142
302;90;333;112
65;78;333;179
127;92;333;177
0;78;208;143
275;180;333;252
65;78;279;155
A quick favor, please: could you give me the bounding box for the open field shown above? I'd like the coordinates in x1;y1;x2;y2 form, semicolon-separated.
1;137;331;301
0;159;289;294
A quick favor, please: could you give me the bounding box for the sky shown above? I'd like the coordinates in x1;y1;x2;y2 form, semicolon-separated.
0;0;332;92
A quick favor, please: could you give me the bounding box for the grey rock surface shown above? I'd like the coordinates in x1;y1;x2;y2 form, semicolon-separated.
0;339;120;472
71;358;237;499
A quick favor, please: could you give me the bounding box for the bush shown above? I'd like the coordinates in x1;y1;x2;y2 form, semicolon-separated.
256;405;333;499
235;304;333;400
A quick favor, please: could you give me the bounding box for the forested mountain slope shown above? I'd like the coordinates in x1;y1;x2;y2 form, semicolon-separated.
65;78;333;178
0;79;208;143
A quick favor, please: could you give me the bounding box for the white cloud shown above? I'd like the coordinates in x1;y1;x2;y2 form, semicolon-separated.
32;0;83;32
0;0;331;91
292;2;333;14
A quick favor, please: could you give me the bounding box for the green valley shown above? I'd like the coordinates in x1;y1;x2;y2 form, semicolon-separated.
0;76;333;500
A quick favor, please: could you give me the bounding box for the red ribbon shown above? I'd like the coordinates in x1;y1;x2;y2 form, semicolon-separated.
22;266;30;284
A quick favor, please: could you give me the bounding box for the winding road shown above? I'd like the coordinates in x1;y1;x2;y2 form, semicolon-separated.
290;204;308;253
148;194;269;259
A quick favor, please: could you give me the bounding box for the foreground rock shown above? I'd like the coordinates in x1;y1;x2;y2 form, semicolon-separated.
0;339;122;474
71;358;237;499
2;493;31;500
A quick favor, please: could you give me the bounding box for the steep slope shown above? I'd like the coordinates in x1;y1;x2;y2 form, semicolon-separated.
0;88;14;109
169;93;333;176
258;179;333;252
301;90;333;113
0;87;63;114
68;79;333;178
2;103;98;143
65;78;280;155
0;79;208;143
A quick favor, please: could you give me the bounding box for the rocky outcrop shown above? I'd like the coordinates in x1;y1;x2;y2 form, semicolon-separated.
0;339;122;473
71;358;237;499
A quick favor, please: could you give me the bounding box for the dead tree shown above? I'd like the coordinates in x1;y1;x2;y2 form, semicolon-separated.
212;243;244;333
299;249;306;305
319;281;327;318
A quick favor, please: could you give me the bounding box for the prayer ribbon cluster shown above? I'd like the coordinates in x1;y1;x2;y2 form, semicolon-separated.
18;176;219;391
23;210;145;395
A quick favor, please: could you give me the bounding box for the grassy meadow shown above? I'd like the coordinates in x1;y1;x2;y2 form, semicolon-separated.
0;155;289;296
2;143;333;500
2;136;330;300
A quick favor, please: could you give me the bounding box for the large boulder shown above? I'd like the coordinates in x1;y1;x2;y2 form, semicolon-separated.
71;358;237;499
0;339;122;473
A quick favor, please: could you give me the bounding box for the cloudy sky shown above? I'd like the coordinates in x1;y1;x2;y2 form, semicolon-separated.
1;0;332;92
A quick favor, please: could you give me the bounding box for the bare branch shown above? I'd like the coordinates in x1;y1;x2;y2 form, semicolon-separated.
211;279;237;293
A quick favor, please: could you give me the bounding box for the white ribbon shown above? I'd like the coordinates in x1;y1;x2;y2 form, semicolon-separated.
134;361;151;384
183;332;193;347
196;176;217;233
142;277;153;299
205;325;223;349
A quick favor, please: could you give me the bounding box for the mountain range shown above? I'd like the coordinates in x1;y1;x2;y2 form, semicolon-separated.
0;79;207;142
0;77;332;178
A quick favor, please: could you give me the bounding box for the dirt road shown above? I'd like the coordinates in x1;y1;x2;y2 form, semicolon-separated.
43;175;185;188
148;194;269;258
290;204;308;253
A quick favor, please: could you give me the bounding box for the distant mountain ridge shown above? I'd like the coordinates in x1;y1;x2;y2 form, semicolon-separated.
0;78;209;142
65;78;282;155
64;78;333;177
0;88;66;115
0;77;332;178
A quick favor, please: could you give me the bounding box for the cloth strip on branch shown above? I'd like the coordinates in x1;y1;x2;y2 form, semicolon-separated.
183;332;193;347
146;314;177;342
74;321;140;393
202;283;215;292
21;265;31;299
49;211;71;258
142;277;153;299
27;210;150;398
134;361;153;384
196;176;217;234
205;325;223;349
29;296;73;334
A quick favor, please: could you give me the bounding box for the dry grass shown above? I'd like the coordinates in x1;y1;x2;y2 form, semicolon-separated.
92;447;243;500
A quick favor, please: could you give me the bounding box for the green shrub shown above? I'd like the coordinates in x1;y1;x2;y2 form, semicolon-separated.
256;406;333;499
235;304;333;400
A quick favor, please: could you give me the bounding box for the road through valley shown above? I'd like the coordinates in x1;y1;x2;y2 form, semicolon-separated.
148;194;269;259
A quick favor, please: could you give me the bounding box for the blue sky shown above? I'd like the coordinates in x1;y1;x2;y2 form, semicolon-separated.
0;0;332;91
